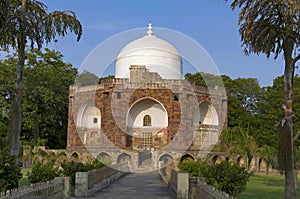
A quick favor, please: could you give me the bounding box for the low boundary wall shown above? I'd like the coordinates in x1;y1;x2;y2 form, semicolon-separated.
189;178;234;199
160;164;234;199
75;162;130;197
0;177;70;199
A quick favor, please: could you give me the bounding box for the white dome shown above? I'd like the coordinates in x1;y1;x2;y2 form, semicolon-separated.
115;24;182;79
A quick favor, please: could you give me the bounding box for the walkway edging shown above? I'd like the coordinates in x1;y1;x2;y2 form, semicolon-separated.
87;171;127;197
159;169;177;197
75;163;130;197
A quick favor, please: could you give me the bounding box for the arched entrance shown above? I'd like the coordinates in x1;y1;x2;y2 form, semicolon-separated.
180;154;195;162
159;154;174;166
71;152;79;162
117;153;131;164
77;100;101;129
212;155;222;165
126;97;168;150
97;152;112;164
199;102;219;125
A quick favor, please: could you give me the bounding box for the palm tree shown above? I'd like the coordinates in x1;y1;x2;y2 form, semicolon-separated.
259;145;277;184
0;0;82;165
220;126;257;169
225;1;300;198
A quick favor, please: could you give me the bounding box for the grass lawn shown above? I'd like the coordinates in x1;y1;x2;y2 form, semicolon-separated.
18;168;31;187
239;173;300;199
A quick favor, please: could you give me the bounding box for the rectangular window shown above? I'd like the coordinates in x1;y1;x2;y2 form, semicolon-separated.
142;132;152;147
174;93;179;101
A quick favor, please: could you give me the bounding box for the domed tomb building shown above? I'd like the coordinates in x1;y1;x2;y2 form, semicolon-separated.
67;24;227;170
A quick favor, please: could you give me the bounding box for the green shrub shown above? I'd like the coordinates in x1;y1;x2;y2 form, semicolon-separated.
28;162;59;183
0;149;22;191
61;161;86;186
179;161;251;197
26;159;106;186
61;160;105;186
211;161;251;197
178;161;209;177
89;159;106;169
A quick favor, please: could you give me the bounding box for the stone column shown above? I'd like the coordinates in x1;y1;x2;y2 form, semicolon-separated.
177;173;189;199
75;172;88;197
55;176;71;198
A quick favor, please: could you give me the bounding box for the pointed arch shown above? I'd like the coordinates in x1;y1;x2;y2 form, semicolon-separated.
126;97;168;128
77;100;101;128
212;155;222;165
199;102;219;125
71;152;79;161
237;156;245;166
180;154;195;162
97;152;112;163
117;153;131;163
159;154;174;165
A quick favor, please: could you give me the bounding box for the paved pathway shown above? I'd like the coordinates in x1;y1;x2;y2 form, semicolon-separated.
75;171;175;199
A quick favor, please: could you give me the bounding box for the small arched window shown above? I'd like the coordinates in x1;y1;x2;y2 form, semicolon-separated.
93;117;98;123
91;131;98;138
143;115;151;126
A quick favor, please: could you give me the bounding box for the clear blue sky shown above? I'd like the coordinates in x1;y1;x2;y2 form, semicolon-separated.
40;0;298;86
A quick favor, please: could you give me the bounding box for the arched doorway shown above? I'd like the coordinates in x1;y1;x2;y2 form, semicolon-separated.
199;102;219;125
77;100;101;129
126;97;168;150
71;152;79;162
117;153;131;163
159;154;174;166
212;155;222;165
97;152;112;164
237;156;245;166
180;154;195;162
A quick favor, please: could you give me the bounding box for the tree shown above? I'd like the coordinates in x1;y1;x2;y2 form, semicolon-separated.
220;126;257;170
225;1;300;198
224;77;262;129
76;70;100;86
0;137;21;192
22;48;77;148
259;145;277;184
0;57;14;138
185;73;262;129
256;75;300;148
0;49;77;149
0;0;82;166
185;72;224;88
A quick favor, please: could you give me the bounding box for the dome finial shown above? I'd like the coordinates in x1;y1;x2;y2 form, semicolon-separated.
147;22;153;36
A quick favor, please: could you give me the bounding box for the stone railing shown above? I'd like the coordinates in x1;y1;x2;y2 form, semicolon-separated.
189;178;235;199
160;164;177;196
170;169;178;192
160;164;234;199
160;164;189;199
0;177;70;199
100;78;129;84
75;162;130;197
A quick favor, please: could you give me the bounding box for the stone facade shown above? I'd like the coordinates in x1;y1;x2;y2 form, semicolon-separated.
66;65;227;170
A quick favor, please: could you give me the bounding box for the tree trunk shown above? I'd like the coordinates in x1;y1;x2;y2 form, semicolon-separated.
266;165;269;185
8;0;26;166
8;48;25;165
283;37;296;199
33;111;39;145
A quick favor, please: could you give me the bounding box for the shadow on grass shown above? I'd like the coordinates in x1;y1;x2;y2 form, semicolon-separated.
238;173;300;199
